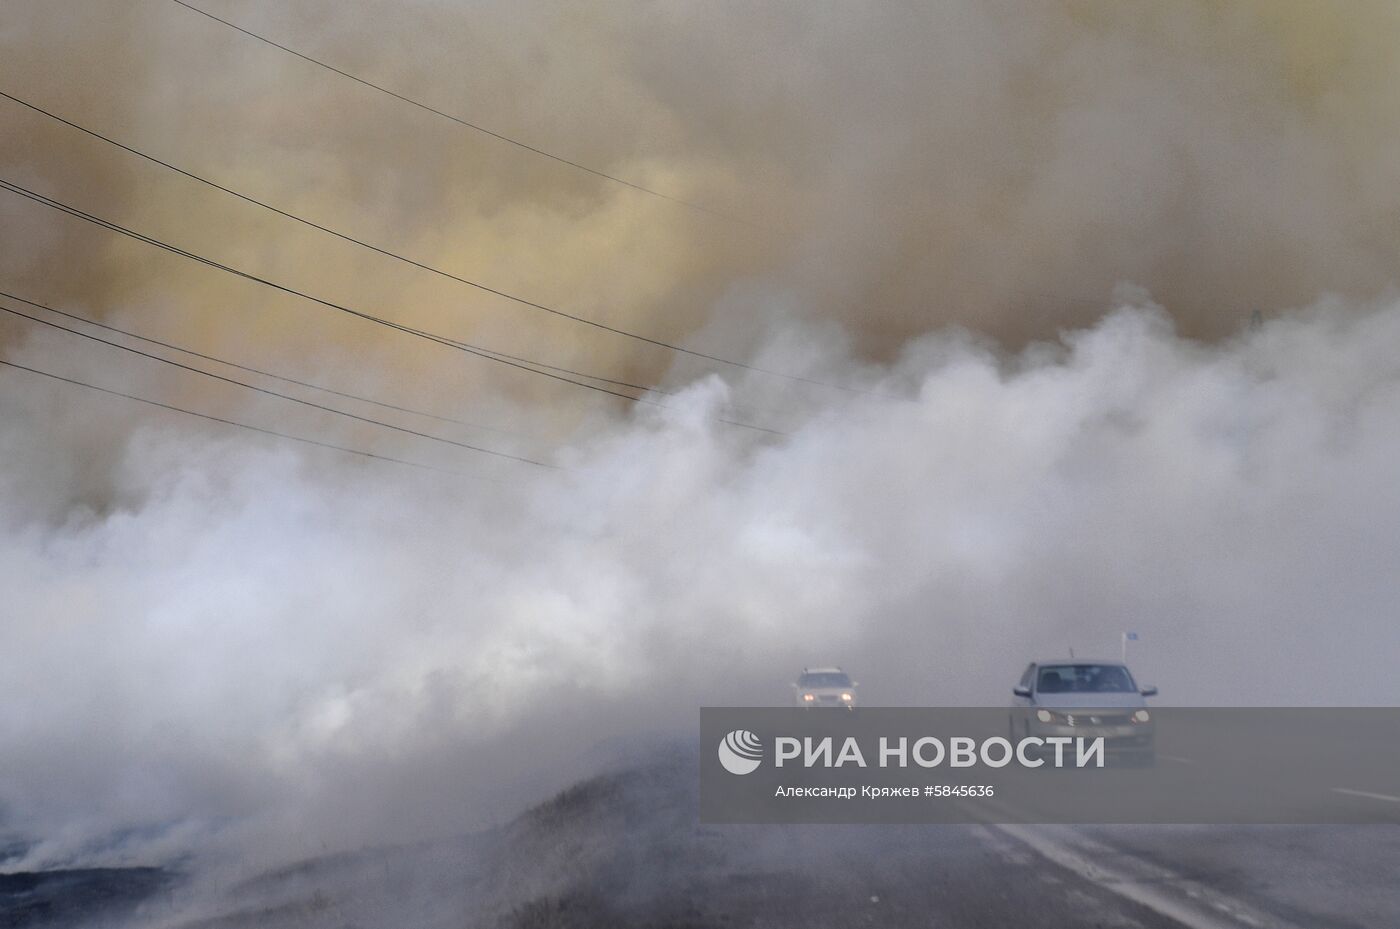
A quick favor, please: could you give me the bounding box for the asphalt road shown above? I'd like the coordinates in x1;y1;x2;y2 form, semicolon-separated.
7;756;1399;928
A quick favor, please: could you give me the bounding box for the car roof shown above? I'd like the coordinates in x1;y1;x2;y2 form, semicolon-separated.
801;666;845;674
1034;659;1127;666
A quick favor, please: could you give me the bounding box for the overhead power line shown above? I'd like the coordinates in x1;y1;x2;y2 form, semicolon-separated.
0;175;781;435
167;0;752;226
0;89;848;395
0;167;655;402
0;357;479;478
0;294;557;469
0;288;531;440
0;176;779;433
396;319;661;396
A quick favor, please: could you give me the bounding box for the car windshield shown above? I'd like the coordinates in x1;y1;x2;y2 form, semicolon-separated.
1037;664;1134;693
798;672;852;688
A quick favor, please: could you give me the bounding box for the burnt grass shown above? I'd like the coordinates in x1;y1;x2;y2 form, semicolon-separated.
0;866;175;928
7;749;1069;929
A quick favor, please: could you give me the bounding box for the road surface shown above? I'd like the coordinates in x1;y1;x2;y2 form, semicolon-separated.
6;754;1399;928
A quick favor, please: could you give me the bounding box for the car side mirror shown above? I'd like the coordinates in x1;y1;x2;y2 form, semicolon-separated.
1012;685;1031;698
1140;686;1158;697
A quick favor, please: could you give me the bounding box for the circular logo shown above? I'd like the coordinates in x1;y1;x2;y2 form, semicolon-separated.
718;729;763;775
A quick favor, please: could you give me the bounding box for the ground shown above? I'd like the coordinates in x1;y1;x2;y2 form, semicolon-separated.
4;752;1398;928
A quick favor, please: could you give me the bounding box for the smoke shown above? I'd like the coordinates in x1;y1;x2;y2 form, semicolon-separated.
4;289;1400;879
2;0;1400;906
5;1;1400;377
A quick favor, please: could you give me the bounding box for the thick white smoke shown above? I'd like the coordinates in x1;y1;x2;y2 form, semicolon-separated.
3;289;1399;872
5;3;1400;912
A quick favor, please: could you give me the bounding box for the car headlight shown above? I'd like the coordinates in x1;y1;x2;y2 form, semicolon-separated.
802;693;815;702
1132;709;1151;723
1035;709;1076;724
841;692;853;702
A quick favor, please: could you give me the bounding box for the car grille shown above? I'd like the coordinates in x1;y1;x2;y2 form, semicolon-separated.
1062;713;1132;726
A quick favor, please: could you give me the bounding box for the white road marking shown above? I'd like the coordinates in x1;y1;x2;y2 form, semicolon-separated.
1158;753;1197;765
983;815;1303;929
1331;787;1400;804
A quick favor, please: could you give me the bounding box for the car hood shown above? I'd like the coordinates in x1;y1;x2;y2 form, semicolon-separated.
1034;692;1146;709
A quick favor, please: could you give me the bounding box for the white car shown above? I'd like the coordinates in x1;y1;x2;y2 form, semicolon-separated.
1010;660;1157;764
793;667;858;708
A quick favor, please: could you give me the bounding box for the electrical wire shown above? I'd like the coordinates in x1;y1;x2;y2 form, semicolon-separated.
0;288;530;439
0;295;557;468
0;357;483;478
167;0;754;227
0;174;783;435
0;89;851;395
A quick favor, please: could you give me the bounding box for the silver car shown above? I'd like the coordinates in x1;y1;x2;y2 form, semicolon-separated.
1010;660;1157;764
793;667;858;708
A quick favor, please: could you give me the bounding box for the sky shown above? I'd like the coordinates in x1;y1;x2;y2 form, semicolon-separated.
2;0;1400;877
